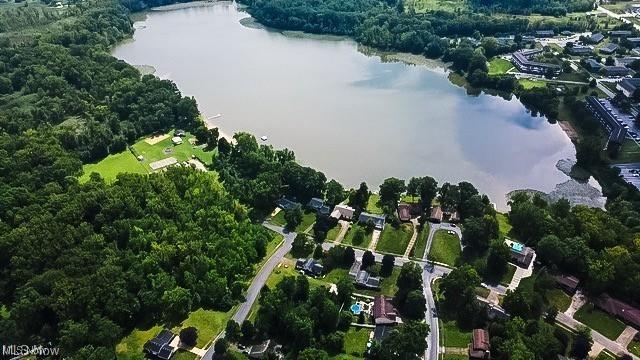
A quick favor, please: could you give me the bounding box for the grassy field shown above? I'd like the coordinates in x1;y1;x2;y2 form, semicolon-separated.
488;58;513;75
499;264;517;287
595;350;617;360
519;79;547;90
117;324;164;360
629;340;640;357
342;327;371;357
269;210;286;226
441;321;472;347
268;209;316;232
407;0;467;13
326;224;342;241
546;288;572;312
342;224;373;248
496;212;513;239
171;308;234;348
172;350;197;360
427;230;461;267
412;223;430;259
612;139;640;164
574;303;626;340
365;194;384;215
376;223;414;255
81;132;215;182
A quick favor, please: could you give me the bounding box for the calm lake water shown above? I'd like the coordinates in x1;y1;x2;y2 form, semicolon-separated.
113;2;577;209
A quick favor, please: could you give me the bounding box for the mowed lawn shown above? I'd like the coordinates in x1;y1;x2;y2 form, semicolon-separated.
341;327;371;357
342;224;373;248
326;224;342;241
546;289;572;312
519;79;547;90
116;324;163;360
365;194;384;214
81;151;148;182
269;209;316;232
488;58;513;75
376;223;414;255
628;340;640;357
574;303;627;340
412;223;430;259
441;321;472;347
496;212;512;239
427;230;461;267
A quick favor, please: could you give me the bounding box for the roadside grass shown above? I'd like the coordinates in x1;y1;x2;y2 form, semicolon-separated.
296;210;317;232
441;321;472;347
518;79;547;90
81;132;215;183
255;232;284;271
611;139;640;164
488;58;513;75
496;212;513;239
427;230;461;267
171;308;234;348
342;224;373;249
546;289;572;312
574;303;626;340
365;194;384;214
628;339;640;357
116;324;163;360
342;327;371;357
326;223;342;241
376;223;413;255
499;264;517;287
412;223;430;259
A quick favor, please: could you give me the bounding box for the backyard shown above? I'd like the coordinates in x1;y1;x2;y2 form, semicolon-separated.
342;224;373;248
376;223;414;254
341;327;371;358
499;264;517;287
546;288;572;312
427;230;461;267
574;303;627;340
269;209;316;232
326;223;343;241
440;320;472;348
629;340;640;357
365;194;384;214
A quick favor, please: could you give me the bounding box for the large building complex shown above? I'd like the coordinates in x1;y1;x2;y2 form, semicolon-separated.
585;96;628;151
511;49;561;75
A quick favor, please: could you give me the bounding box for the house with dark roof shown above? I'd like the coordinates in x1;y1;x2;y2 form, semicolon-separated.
506;240;535;268
594;294;640;328
561;30;573;36
429;206;443;223
307;198;331;216
615;57;640;68
617;78;640;97
554;274;580;294
568;45;593;55
610;30;633;38
584;58;603;72
372;295;401;325
349;260;380;289
628;37;640;47
600;43;619;55
143;329;177;360
397;203;411;222
511;49;562;75
589;33;605;44
585;96;628;152
535;30;554;38
602;65;631;77
296;258;324;276
468;329;491;360
330;204;355;220
358;212;386;230
276;198;301;211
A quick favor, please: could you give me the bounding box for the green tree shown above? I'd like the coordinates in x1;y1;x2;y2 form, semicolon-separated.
284;206;303;230
325;179;345;206
381;254;395;276
298;348;329;360
214;337;228;355
225;320;241;343
379;177;406;211
349;182;370;210
179;327;198;347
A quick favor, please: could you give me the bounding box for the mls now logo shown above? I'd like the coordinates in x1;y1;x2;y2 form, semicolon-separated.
3;344;61;357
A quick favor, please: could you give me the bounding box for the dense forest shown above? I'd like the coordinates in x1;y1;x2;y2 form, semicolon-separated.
469;0;595;16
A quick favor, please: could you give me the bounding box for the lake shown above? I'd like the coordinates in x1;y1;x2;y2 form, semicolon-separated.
113;2;578;209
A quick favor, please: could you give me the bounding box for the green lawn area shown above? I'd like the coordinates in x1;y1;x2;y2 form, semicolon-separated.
116;324;164;360
441;321;472;347
611;139;640;164
326;224;342;241
496;212;512;239
557;70;589;83
172;350;197;360
412;223;429;259
268;209;316;232
519;79;547;90
81;131;216;183
0;305;8;319
341;327;371;357
574;303;626;340
407;0;467;13
488;58;513;76
427;230;461;267
365;194;384;215
269;210;286;226
628;340;640;357
475;286;490;299
546;289;572;312
255;231;284;271
171;308;234;348
376;223;413;255
499;264;517;287
342;224;373;249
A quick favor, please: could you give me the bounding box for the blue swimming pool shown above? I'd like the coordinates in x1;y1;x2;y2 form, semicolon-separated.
350;303;362;315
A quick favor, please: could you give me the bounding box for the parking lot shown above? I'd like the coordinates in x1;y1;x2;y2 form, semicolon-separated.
613;163;640;190
600;99;640;144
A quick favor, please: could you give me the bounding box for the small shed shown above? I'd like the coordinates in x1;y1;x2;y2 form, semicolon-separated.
171;136;183;145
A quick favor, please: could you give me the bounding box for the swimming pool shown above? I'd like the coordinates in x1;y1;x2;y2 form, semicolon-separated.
350;303;362;315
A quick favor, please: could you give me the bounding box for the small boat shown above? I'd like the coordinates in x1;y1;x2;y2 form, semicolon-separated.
260;136;268;141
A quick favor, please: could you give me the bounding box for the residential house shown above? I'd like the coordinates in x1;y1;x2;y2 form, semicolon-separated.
429;206;443;223
505;239;535;268
468;329;491;360
372;295;401;325
589;33;605;44
535;30;554;38
296;258;324;276
584;58;603;72
330;204;355;220
594;294;640;329
143;330;177;360
568;45;593;55
397;203;411;222
307;198;331;216
610;30;633;38
601;65;631;77
617;77;640;97
561;30;573;36
616;57;640;68
554;274;580;294
358;212;386;230
627;37;640;47
448;211;460;223
349;260;381;289
511;49;562;75
276;198;301;211
600;43;619;55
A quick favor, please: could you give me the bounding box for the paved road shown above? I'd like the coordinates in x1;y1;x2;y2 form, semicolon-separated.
201;224;296;360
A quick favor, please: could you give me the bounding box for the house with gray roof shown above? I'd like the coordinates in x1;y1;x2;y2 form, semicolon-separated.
296;258;324;276
277;198;301;211
617;78;640;97
358;212;386;230
307;197;331;216
589;33;605;44
600;43;619;55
